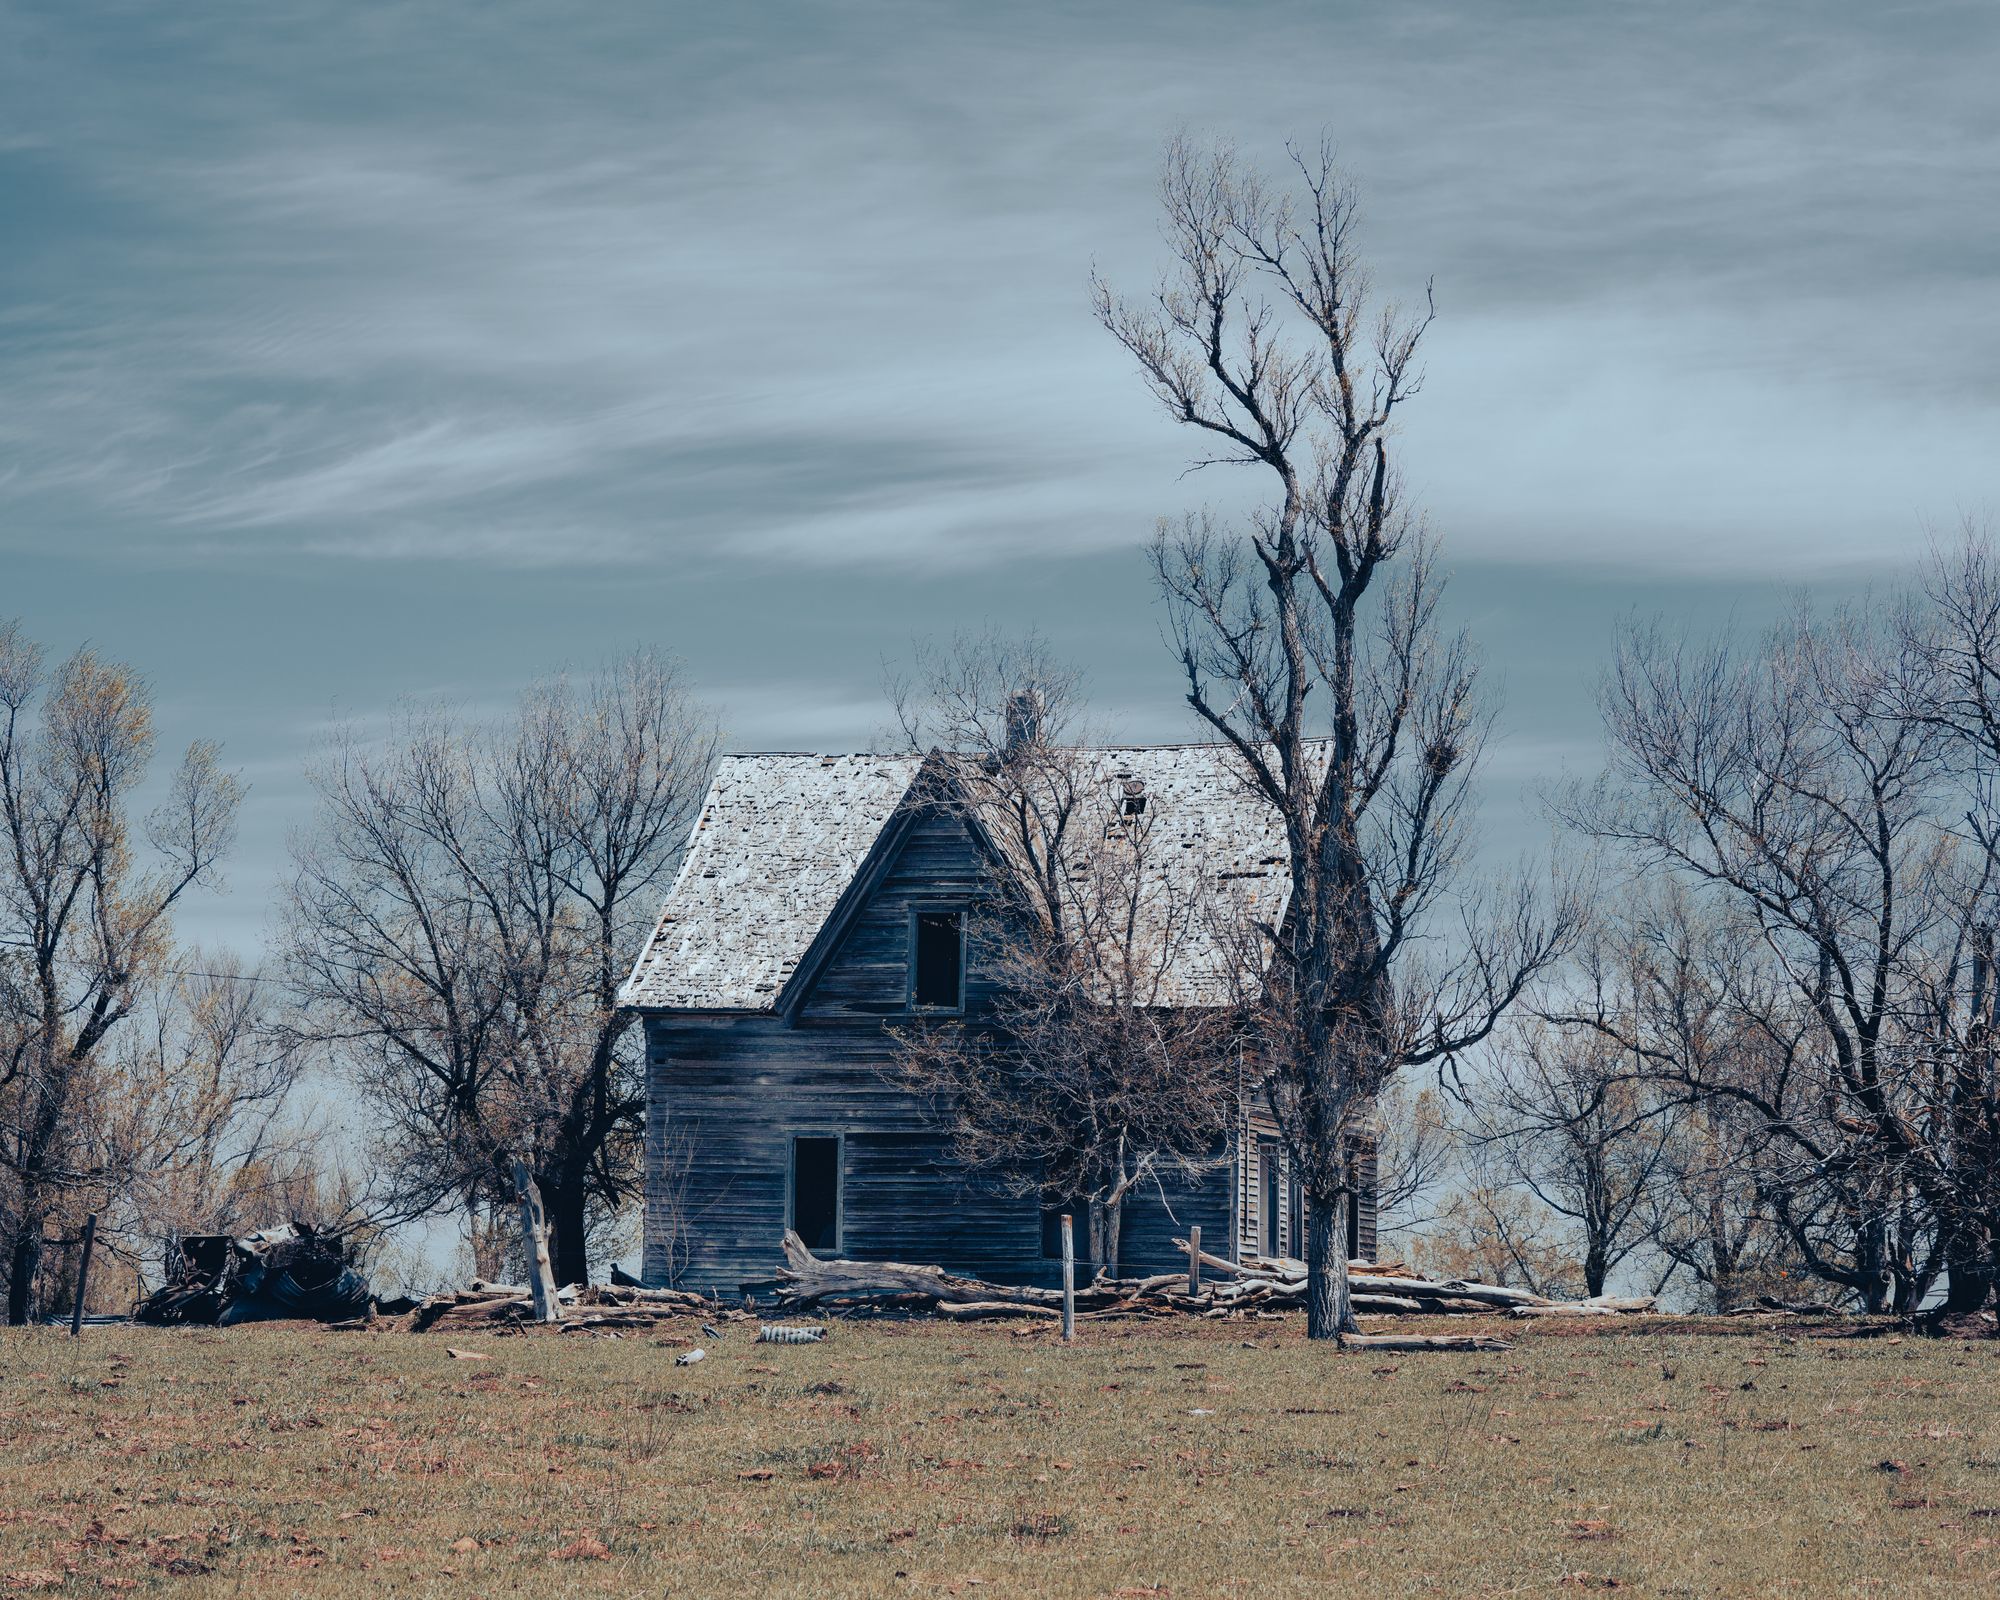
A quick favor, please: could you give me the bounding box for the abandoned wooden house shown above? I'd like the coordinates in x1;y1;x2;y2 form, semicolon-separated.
620;746;1378;1295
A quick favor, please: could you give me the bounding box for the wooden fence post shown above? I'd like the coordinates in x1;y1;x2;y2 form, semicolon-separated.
69;1214;98;1337
1059;1213;1075;1343
510;1159;562;1324
1187;1224;1201;1297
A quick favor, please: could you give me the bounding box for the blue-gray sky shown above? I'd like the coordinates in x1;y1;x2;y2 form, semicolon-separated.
4;0;1997;954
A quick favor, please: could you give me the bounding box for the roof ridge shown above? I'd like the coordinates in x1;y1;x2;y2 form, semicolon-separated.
721;740;1319;758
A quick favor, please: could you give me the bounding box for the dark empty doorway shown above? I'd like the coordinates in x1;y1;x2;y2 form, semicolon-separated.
791;1135;842;1252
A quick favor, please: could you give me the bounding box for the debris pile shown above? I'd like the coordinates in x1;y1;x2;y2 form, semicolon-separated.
133;1224;372;1326
764;1231;1654;1329
1173;1243;1656;1319
396;1279;738;1335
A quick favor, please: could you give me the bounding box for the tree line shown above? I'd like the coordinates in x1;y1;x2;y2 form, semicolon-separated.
4;136;1994;1338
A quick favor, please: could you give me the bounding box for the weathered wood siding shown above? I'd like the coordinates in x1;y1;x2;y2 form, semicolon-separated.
1353;1137;1379;1262
641;1009;1241;1292
1111;1160;1234;1278
795;807;995;1023
1239;1099;1278;1260
1234;1097;1380;1264
641;1006;1046;1292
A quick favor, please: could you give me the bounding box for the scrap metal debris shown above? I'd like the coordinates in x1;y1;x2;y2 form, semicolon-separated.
133;1224;371;1326
756;1324;828;1344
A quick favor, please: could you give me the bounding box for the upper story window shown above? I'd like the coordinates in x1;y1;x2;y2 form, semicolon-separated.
910;908;965;1010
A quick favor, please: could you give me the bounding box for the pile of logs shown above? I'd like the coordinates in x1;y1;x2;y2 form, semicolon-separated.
392;1280;738;1335
764;1231;1654;1340
1174;1242;1656;1319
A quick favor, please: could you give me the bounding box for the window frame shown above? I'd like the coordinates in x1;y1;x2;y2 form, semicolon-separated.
906;904;968;1014
1257;1139;1282;1259
786;1130;845;1255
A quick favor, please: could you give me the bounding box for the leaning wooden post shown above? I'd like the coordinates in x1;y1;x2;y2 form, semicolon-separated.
1059;1213;1075;1342
69;1214;99;1337
510;1159;562;1324
1186;1225;1201;1297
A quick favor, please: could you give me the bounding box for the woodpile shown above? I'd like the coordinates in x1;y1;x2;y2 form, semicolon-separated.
764;1231;1654;1336
393;1279;740;1335
1176;1245;1656;1320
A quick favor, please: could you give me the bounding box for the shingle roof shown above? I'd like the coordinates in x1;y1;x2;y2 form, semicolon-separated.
1054;744;1294;1007
618;744;1295;1013
619;753;925;1010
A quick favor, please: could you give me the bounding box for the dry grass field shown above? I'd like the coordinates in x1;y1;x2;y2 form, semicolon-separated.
2;1315;1997;1598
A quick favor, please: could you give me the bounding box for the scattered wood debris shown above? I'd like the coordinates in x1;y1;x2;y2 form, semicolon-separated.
762;1231;1653;1330
391;1281;743;1335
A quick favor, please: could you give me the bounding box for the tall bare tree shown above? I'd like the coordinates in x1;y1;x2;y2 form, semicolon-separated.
90;961;309;1289
1095;137;1574;1337
889;634;1240;1275
1652;1094;1799;1311
0;621;244;1322
1464;1017;1681;1298
281;653;717;1286
1559;606;1973;1311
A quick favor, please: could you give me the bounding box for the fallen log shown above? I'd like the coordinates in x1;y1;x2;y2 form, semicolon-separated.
936;1300;1061;1321
1208;1273;1543;1312
1114;1272;1189;1296
1510;1294;1656;1318
1341;1332;1513;1352
775;1231;1067;1311
1753;1295;1840;1315
1344;1275;1549;1308
1350;1293;1426;1313
403;1276;738;1334
1173;1242;1396;1281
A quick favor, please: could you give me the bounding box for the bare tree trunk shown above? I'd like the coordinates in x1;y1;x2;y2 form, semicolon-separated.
1706;1200;1741;1313
6;1226;42;1327
1306;1196;1355;1342
1584;1239;1609;1299
1088;1197;1124;1281
544;1177;590;1288
1942;1261;1993;1313
1858;1219;1891;1314
6;1074;64;1325
1941;1226;1996;1313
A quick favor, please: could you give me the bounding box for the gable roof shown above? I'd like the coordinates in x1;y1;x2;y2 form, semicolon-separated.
619;753;925;1011
618;743;1295;1014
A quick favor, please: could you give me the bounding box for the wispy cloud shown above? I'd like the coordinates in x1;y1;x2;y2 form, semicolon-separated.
4;1;1993;582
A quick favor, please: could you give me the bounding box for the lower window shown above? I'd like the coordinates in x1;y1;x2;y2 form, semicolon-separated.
790;1135;842;1252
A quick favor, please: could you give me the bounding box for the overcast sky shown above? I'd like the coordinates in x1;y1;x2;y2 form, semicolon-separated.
4;1;1997;955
